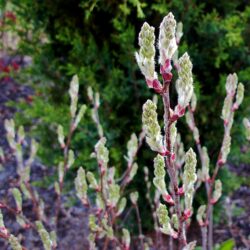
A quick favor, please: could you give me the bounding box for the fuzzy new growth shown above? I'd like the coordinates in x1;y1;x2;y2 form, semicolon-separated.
196;205;207;226
158;12;177;64
69;75;79;118
57;125;65;148
75;167;88;205
94;137;109;173
234;83;244;109
135;22;157;82
95;193;104;213
142;100;164;153
130;191;139;205
243;118;250;141
157;204;177;238
102;217;114;239
8;235;22;250
128;163;138;182
122;229;131;250
108;184;120;208
183;148;197;191
12;188;22;212
183;148;197;213
36;221;53;250
201;147;210;181
225;73;237;96
211;180;222;204
153;154;174;204
126;133;138;166
89;214;100;232
220;134;231;164
86;172;99;190
176;52;194;110
116;197;127;216
74;104;87;128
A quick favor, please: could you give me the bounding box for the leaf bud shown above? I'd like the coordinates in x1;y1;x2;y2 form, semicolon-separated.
74;167;88;205
211;180;222;204
142;100;164;153
158;12;177;64
135;22;157;82
130;191;139;205
69;75;79;118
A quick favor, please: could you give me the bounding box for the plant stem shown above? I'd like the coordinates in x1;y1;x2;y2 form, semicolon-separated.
162;85;186;249
205;108;235;250
120;131;145;192
201;226;207;250
134;204;144;250
24;181;41;220
55;121;74;226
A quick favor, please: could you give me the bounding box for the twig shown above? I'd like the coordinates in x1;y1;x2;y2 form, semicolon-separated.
55;121;74;227
162;83;187;249
134;204;144;250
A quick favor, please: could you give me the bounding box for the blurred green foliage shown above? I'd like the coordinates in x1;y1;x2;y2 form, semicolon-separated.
1;0;249;226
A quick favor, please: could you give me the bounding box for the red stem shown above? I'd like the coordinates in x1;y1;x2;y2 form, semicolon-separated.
161;83;186;249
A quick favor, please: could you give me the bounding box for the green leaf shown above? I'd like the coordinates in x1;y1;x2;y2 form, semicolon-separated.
218;239;235;250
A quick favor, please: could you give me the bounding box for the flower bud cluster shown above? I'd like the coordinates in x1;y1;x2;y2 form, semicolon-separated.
8;235;22;250
220;134;231;164
68;75;87;129
130;191;139;205
153;154;174;205
175;52;193;111
135;22;157;82
93;137;109;174
125;133;138;167
89;87;103;137
211;180;222;204
102;217;114;239
67;149;75;169
122;228;131;250
196;205;207;226
116;197;127;216
222;73;244;123
142;100;164;153
225;73;237;96
183;241;197;250
69;75;79;118
89;214;101;233
201;147;210;182
158;12;177;64
108;184;120;208
74;167;88;205
128;163;138;183
243;118;250;141
12;188;22;212
86;172;99;190
156;204;177;238
35;221;53;250
183;148;197;215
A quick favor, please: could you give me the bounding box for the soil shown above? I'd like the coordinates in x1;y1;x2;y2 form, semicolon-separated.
0;56;249;250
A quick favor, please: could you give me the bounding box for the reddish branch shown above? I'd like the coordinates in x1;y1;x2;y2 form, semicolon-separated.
161;79;187;249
